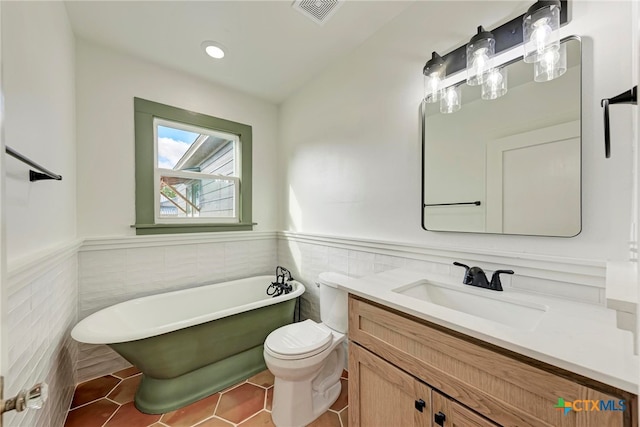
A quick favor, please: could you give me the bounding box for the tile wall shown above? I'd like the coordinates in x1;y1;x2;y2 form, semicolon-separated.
5;243;79;427
276;232;607;322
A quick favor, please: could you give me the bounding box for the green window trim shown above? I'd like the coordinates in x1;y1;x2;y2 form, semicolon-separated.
134;98;253;235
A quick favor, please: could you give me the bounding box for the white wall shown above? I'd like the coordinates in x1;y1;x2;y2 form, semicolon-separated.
279;1;635;262
2;2;78;426
3;1;77;264
75;39;280;237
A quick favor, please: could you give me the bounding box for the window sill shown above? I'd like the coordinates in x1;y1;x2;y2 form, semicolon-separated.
132;223;256;235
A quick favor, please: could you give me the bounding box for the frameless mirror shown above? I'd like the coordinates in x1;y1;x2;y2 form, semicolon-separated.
422;37;581;237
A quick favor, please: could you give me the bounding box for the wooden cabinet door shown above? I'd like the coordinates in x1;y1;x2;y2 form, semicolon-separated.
432;391;499;427
349;343;432;427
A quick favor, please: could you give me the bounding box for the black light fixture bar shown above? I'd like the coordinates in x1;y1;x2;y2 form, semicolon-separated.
438;0;569;78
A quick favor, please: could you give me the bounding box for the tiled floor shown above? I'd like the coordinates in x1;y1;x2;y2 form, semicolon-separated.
64;367;349;427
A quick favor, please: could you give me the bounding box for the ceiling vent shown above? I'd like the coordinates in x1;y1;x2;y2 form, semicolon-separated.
292;0;344;26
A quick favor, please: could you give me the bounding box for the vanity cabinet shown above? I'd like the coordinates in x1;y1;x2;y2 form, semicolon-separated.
348;295;637;427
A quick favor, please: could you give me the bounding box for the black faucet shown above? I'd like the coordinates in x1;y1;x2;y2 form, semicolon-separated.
453;262;514;291
267;266;294;297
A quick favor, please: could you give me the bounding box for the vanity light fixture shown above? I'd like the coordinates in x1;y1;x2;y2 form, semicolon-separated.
423;52;445;103
466;26;495;86
201;41;225;59
421;0;568;113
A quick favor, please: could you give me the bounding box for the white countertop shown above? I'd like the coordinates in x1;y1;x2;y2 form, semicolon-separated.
339;268;638;394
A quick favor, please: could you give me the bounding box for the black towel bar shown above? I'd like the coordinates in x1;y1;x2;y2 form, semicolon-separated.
424;201;481;207
5;146;63;181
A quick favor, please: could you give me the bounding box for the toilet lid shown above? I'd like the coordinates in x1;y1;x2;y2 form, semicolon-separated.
265;319;333;358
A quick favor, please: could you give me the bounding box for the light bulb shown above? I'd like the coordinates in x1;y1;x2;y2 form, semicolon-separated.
424;73;442;103
470;48;490;84
466;26;495;86
481;67;508;100
423;52;445;103
440;85;461;114
541;50;558;71
534;42;566;82
531;18;552;55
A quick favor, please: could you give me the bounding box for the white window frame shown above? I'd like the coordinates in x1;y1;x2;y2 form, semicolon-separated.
153;118;241;224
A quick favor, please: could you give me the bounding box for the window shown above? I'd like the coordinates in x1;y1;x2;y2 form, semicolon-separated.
134;98;253;234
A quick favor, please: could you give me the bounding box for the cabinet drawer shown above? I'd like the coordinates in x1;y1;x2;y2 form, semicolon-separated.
349;295;636;427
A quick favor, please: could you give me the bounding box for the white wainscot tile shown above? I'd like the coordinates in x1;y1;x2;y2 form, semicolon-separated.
224;240;250;258
162;245;199;284
300;294;320;322
327;255;348;275
374;254;407;268
79;249;126;274
348;260;375;278
311;244;329;264
404;259;448;275
224;241;250;279
249;239;275;255
349;250;375;263
196;243;226;283
328;247;349;258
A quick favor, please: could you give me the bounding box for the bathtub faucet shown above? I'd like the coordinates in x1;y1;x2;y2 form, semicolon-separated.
267;266;294;297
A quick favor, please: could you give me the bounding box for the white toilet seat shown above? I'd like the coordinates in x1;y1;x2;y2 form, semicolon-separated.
265;319;333;360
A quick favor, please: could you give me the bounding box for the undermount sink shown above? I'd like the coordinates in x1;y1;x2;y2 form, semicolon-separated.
392;280;548;331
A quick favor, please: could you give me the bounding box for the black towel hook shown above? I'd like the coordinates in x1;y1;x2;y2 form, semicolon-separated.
601;86;637;158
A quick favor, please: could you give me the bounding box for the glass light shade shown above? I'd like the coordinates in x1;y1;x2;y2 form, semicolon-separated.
424;72;443;103
423;52;445;103
466;27;495;86
481;67;508;100
523;1;561;64
440;85;462;114
534;42;566;82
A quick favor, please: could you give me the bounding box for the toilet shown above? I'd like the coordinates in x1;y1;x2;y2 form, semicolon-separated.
264;272;350;427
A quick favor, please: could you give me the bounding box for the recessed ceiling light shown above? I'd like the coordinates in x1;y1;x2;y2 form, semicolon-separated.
201;41;225;59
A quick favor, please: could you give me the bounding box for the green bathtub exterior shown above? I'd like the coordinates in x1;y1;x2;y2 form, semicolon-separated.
110;297;297;414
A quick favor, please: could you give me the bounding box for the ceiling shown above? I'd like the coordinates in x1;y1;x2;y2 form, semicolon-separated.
64;1;415;104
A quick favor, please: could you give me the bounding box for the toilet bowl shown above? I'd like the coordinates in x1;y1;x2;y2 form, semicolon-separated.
264;272;351;427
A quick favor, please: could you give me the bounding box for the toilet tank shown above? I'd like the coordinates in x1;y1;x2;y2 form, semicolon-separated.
317;272;351;333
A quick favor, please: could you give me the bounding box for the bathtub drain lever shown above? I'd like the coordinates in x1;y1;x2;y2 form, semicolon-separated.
267;266;294;297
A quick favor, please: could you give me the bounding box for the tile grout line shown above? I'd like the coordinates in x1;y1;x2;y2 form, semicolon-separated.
263;386;268;411
67;396;106;412
100;400;122;427
104;377;124;401
212;390;222;419
338;406;348;427
236;410;263;427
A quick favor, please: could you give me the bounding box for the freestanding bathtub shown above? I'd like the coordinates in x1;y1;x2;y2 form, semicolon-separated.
71;275;304;414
